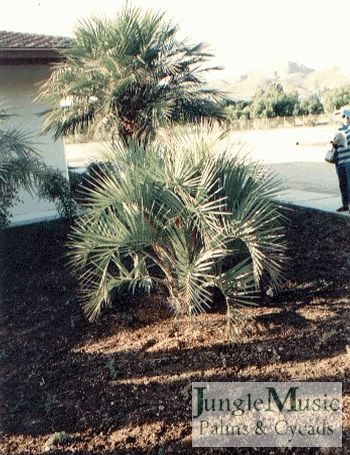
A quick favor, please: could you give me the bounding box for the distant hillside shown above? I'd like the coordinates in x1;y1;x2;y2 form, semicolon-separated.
208;61;350;101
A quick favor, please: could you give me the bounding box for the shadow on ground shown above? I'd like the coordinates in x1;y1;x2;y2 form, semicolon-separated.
0;209;349;454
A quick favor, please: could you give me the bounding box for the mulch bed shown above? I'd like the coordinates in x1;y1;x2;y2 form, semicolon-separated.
0;205;349;454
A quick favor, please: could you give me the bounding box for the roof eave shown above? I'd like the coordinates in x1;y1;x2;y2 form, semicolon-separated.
0;48;65;63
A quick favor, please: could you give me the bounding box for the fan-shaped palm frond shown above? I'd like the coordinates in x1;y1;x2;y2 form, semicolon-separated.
69;133;288;340
38;3;229;145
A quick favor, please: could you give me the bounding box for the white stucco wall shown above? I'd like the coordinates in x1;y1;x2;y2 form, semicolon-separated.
0;64;68;226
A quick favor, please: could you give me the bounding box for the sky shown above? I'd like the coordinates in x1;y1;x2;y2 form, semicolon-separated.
2;0;350;80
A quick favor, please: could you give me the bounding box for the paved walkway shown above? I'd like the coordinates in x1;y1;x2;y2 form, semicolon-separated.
64;127;349;216
274;189;349;216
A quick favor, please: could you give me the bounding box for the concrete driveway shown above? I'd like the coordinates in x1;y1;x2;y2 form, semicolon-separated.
228;125;340;196
65;124;341;198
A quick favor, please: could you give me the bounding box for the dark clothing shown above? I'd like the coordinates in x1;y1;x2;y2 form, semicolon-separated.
336;164;350;208
334;124;350;208
336;125;350;166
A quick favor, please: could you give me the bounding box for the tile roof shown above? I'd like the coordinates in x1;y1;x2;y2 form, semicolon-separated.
0;30;70;49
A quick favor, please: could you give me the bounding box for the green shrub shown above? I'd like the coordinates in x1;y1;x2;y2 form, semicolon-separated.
0;185;19;228
38;169;77;219
68;169;85;199
46;431;73;446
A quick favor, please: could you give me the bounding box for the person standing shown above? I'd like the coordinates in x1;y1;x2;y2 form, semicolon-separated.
333;108;350;212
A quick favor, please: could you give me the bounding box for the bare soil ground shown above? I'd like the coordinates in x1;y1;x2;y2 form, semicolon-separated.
0;205;349;455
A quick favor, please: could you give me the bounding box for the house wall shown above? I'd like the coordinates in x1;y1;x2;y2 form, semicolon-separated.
0;64;68;226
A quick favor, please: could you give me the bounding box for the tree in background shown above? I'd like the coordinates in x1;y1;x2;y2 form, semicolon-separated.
228;84;302;121
39;3;229;145
228;84;326;123
249;84;300;119
227;100;252;120
322;85;350;113
296;95;324;115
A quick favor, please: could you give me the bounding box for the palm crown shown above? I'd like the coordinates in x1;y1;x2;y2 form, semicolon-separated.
39;4;228;144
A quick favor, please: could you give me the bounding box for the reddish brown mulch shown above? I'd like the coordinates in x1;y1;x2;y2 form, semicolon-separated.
0;205;349;454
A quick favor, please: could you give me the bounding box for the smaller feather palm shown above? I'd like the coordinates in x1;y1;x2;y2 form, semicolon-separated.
0;108;50;227
0;110;47;192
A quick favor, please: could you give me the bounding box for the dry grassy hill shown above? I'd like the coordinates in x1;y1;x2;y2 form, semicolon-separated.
208;61;350;100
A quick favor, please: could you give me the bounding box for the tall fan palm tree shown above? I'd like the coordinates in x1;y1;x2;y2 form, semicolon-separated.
38;4;229;144
69;132;287;337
